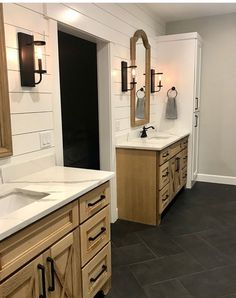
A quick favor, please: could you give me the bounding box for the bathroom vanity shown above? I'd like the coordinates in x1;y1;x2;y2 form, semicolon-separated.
116;134;189;225
0;166;114;298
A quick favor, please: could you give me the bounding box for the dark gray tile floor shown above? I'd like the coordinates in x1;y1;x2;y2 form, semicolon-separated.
107;182;236;298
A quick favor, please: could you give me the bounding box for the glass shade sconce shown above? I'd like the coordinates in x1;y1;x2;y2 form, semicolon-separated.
151;69;163;93
18;32;46;87
121;61;137;92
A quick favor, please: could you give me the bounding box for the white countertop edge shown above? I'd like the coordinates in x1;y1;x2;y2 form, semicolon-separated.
0;171;114;241
115;133;190;151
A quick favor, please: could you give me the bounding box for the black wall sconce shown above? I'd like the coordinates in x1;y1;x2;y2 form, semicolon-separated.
151;69;163;93
121;61;137;92
18;32;46;87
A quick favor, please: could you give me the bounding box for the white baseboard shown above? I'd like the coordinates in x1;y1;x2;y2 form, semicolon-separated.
197;173;236;185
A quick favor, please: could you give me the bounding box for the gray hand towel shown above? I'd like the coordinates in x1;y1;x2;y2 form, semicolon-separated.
136;97;145;119
166;96;177;119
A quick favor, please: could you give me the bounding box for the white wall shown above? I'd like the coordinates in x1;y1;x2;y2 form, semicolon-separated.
2;3;165;220
167;13;236;180
2;3;55;167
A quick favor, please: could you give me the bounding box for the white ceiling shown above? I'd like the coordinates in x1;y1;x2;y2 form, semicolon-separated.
140;3;236;23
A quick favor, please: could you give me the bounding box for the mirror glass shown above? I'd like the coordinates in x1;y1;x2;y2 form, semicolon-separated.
130;30;151;127
0;4;12;157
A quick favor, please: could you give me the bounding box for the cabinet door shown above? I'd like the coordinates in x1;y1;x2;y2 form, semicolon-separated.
194;41;202;112
192;113;200;182
46;230;81;298
169;158;175;198
0;255;43;298
174;153;182;194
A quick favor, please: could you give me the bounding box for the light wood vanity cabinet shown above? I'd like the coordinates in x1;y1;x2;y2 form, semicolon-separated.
0;182;111;298
117;137;188;225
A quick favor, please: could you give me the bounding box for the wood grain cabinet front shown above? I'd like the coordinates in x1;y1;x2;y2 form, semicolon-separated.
0;182;112;298
116;136;189;226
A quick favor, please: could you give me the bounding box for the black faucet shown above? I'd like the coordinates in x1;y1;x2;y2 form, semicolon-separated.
140;126;155;138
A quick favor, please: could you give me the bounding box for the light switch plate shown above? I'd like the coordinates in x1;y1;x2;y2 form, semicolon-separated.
40;131;51;149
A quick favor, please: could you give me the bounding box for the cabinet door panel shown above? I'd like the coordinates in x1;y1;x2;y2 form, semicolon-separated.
0;255;43;298
47;230;81;298
192;112;200;181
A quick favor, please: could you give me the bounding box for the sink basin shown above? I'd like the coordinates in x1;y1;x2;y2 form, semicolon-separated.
0;189;49;217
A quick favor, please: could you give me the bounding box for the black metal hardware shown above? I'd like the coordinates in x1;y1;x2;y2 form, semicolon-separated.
167;86;178;98
121;61;137;92
162;194;169;202
90;265;107;283
89;227;106;241
38;264;46;298
175;157;181;172
194;115;198;127
162;171;169;178
151;69;163;93
195;97;199;110
18;32;46;87
88;195;106;207
162;152;169;157
47;257;55;292
140;125;155;138
183;156;187;160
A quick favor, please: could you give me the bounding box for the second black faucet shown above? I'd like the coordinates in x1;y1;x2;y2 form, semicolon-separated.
140;126;155;138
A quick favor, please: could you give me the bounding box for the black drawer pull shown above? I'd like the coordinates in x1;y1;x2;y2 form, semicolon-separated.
90;265;107;283
162;171;169;178
183;156;187;160
88;195;106;207
47;257;55;292
89;227;106;241
38;264;46;298
162;194;169;202
162;152;169;157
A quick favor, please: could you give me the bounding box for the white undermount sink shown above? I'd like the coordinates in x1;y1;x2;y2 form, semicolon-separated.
0;189;49;217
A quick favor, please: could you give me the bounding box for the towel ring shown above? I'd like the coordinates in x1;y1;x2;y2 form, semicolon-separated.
136;87;145;99
167;86;178;98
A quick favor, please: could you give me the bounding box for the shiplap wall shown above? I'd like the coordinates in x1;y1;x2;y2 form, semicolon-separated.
2;3;55;166
45;3;165;137
2;3;165;166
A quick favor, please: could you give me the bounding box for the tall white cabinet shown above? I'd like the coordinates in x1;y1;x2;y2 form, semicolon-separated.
156;32;202;188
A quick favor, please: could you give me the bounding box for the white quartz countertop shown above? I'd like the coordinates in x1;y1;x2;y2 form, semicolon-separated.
116;131;190;151
0;166;114;241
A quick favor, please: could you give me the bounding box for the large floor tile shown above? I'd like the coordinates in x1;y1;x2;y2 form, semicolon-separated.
112;243;156;267
138;228;183;257
129;252;204;286
179;264;236;298
106;266;147;298
111;219;153;247
144;279;193;298
174;234;232;269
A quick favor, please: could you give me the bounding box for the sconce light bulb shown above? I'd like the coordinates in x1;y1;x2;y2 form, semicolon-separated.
131;68;136;78
36;47;43;60
158;74;162;82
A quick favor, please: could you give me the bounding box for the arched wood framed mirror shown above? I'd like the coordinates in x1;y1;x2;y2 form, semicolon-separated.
130;30;151;127
0;4;12;157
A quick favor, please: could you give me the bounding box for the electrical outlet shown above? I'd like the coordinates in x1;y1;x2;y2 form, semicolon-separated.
40;131;51;149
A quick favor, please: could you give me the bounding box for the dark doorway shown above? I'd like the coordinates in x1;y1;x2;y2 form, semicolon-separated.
58;30;100;170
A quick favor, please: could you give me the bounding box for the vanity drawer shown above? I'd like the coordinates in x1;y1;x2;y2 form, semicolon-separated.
170;141;182;158
181;149;188;169
182;167;187;185
180;137;188;149
159;184;170;214
158;162;170;190
159;148;170;165
79;182;110;223
0;201;79;281
80;206;110;267
82;243;111;298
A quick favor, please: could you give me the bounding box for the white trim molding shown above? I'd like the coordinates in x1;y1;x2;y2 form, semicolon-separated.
197;173;236;185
